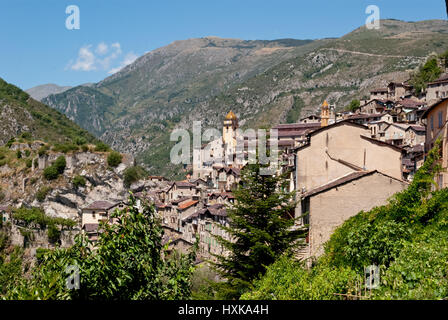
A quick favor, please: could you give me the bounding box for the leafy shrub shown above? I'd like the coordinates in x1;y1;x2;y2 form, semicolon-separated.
52;143;78;154
24;149;31;157
81;144;89;152
53;156;66;174
20;132;32;140
107;151;122;167
16;150;22;159
36;186;52;202
38;145;49;156
43;166;59;180
74;137;87;146
35;248;51;264
123;166;147;187
25;159;32;168
72;175;86;189
6;138;15;148
47;224;61;244
94;142;110;152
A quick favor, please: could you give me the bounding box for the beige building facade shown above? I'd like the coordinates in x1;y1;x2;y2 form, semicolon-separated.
296;121;403;194
301;171;408;257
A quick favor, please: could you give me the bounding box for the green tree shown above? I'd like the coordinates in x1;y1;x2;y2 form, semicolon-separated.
411;57;442;95
345;99;360;112
212;160;307;299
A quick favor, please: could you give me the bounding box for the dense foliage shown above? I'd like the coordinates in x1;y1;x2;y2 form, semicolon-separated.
3;196;197;300
245;140;448;300
212;160;307;299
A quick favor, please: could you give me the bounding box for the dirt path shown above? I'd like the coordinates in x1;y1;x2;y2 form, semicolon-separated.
321;48;426;59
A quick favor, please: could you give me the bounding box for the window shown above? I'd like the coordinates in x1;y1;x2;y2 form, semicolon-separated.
438;111;443;128
431;116;434;130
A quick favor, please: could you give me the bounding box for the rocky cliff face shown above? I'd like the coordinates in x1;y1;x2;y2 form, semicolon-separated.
1;146;130;216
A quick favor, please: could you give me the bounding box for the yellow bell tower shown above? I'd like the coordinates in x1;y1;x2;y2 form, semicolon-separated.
223;111;238;146
321;100;329;127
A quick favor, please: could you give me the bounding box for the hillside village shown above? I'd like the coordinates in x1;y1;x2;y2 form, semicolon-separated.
1;59;448;264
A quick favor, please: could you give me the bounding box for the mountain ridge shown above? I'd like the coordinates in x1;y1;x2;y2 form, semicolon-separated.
42;19;448;177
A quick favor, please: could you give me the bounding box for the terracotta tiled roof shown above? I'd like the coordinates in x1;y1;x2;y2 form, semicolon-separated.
178;200;199;210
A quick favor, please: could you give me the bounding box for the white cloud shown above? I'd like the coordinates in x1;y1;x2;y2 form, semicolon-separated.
95;42;108;55
68;42;137;73
70;45;96;71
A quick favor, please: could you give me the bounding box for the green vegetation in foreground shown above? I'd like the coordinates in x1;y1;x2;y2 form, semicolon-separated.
243;139;448;300
2;196;197;299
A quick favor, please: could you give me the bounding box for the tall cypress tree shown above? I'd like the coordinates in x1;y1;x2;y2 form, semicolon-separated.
212;160;307;298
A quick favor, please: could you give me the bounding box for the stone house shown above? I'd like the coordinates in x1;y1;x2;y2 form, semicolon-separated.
208;192;235;205
356;99;392;114
368;120;392;140
181;203;230;260
404;125;426;147
299;170;408;257
426;74;448;103
81;201;123;241
387;81;413;101
370;88;389;100
422;98;448;188
383;123;408;146
166;181;198;202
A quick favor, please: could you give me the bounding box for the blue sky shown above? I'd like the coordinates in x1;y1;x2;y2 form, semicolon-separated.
0;0;446;90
